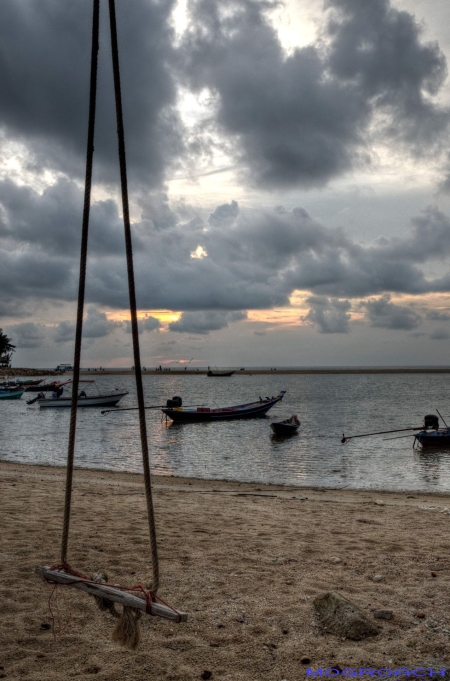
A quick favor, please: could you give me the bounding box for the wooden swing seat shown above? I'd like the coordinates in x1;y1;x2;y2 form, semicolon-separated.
36;566;187;623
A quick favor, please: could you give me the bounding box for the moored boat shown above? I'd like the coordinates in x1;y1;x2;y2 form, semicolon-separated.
271;414;300;436
162;391;285;422
38;391;128;408
207;370;235;377
0;388;24;400
25;378;128;408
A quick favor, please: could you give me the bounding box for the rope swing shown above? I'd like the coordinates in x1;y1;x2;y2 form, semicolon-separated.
36;0;186;648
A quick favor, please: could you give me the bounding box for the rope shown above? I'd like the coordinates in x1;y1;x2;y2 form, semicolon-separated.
61;0;100;565
108;0;159;593
61;0;159;597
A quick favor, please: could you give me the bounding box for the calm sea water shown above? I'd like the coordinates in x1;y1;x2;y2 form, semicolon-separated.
2;373;450;492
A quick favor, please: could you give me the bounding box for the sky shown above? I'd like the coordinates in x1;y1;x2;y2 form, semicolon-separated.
2;0;450;368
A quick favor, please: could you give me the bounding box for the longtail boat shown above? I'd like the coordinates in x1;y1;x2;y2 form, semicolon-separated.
162;391;285;422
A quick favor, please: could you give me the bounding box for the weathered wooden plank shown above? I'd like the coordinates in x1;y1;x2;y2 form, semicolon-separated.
35;566;187;622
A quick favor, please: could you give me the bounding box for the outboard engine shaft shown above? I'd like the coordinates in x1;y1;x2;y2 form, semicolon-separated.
424;414;439;430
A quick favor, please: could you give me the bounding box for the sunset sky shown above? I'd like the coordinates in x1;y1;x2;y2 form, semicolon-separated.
2;0;450;367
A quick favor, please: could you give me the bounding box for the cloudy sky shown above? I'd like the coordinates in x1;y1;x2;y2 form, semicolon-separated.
2;0;450;368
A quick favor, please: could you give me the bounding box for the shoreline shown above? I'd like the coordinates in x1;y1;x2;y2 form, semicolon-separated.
3;366;450;377
2;460;450;679
3;458;450;497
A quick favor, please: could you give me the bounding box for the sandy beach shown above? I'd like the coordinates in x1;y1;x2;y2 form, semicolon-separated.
1;461;450;680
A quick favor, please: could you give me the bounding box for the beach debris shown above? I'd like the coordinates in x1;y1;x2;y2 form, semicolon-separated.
372;609;393;620
40;622;51;630
373;574;383;582
313;591;380;640
301;656;311;664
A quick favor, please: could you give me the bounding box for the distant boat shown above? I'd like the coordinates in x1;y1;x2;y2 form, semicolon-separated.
207;370;235;377
162;391;285;422
271;414;300;436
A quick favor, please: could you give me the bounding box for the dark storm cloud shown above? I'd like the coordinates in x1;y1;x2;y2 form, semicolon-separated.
125;315;161;333
5;189;450;328
0;0;182;187
426;310;450;322
180;0;449;188
303;296;351;333
429;328;450;340
168;310;246;335
361;294;422;329
326;0;449;151
7;322;47;348
0;178;129;256
54;306;121;343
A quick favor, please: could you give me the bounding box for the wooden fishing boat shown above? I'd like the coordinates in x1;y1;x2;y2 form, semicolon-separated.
342;413;450;450
207;369;235;377
270;414;300;436
163;391;286;422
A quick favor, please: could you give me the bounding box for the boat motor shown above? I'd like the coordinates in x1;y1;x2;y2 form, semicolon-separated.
166;395;182;408
423;414;439;430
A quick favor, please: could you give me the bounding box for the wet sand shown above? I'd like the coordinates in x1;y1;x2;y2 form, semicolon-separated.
1;461;450;680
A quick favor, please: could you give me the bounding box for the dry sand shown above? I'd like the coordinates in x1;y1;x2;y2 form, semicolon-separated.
1;461;450;680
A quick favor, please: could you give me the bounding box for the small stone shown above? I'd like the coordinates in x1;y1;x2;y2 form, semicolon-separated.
40;623;51;630
415;611;426;619
372;609;393;620
301;657;311;664
373;574;383;582
431;571;437;578
330;557;342;564
314;591;380;641
375;500;385;506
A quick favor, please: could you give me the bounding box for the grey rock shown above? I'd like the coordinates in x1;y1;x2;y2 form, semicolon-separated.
313;591;380;641
372;609;393;620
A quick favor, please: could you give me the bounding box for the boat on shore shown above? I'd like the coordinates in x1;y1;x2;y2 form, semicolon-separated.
162;391;285;422
270;414;300;436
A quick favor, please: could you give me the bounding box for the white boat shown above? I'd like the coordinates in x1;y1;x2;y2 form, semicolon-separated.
26;379;128;409
38;391;128;408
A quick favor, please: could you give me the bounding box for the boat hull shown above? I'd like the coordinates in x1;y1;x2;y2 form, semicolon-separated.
415;430;450;448
38;392;128;408
207;371;235;377
0;389;24;400
270;422;299;436
163;394;284;422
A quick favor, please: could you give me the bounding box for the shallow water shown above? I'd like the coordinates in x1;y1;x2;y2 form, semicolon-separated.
2;373;450;492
